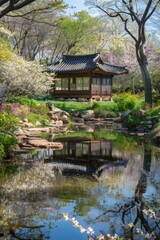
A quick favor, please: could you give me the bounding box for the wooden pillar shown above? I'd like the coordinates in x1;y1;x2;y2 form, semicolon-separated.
90;72;92;97
110;77;113;101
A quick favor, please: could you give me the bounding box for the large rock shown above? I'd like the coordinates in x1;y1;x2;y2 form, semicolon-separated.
136;109;145;117
80;110;95;120
20;127;57;136
47;103;69;124
26;139;63;149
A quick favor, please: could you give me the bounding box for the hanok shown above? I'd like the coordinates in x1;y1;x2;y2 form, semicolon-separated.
48;53;128;101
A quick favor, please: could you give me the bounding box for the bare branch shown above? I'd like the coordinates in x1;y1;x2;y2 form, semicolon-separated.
0;0;36;18
145;0;160;22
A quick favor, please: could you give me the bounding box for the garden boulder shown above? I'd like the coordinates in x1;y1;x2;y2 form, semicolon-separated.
46;102;69;124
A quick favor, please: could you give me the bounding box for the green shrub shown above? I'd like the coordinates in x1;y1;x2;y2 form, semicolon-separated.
0;112;18;160
113;93;141;112
0;112;18;135
92;102;118;117
147;105;160;117
0;134;17;159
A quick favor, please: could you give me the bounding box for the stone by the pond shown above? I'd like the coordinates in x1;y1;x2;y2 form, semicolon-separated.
23;122;34;128
147;125;153;129
48;110;69;124
151;128;160;143
27;139;63;149
136;109;145;116
136;125;147;132
16;128;25;135
146;121;152;125
137;132;145;137
80;110;95;120
51;120;63;126
46;102;69;124
21;127;57;136
123;110;132;117
73;117;84;123
35;121;42;126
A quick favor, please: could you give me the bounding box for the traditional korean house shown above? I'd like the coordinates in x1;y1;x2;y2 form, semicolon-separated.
48;53;128;100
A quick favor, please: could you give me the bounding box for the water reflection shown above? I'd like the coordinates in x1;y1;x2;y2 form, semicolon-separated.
0;129;160;239
49;139;128;181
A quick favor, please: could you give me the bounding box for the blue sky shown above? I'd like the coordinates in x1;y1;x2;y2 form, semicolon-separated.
64;0;88;14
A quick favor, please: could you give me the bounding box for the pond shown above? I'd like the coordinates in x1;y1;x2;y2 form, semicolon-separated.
0;128;160;240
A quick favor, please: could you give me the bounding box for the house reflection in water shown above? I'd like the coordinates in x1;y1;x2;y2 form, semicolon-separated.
52;139;113;161
45;139;128;181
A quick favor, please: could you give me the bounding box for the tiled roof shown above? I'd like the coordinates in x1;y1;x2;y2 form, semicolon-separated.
48;53;128;75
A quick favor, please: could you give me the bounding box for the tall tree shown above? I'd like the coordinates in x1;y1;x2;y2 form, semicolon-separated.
85;0;160;106
1;0;66;61
58;11;103;55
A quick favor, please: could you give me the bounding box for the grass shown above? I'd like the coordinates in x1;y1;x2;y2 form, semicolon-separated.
27;113;50;125
8;95;159;127
52;101;91;112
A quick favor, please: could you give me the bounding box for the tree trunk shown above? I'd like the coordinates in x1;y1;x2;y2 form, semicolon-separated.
139;62;152;107
136;44;152;107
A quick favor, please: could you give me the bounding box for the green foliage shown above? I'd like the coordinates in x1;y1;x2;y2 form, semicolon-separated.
8;97;50;124
27;112;50;125
92;101;118;117
124;111;145;130
9;96;39;107
0;112;18;160
113;93;143;112
0;112;18;135
147;105;160;117
59;11;101;54
0;38;12;61
0;134;17;159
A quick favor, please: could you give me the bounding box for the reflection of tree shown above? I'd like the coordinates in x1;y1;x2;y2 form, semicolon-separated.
95;146;160;239
1;225;46;240
0;162;64;240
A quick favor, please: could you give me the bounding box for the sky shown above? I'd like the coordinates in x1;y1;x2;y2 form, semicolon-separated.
64;0;88;14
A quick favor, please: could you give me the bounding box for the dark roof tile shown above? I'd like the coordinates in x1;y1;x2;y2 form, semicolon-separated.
48;53;128;75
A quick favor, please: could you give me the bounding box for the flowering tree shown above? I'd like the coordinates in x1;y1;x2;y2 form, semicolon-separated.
85;0;160;106
0;37;53;100
0;54;53;99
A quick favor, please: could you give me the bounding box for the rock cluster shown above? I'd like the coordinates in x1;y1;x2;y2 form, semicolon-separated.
47;102;69;125
71;110;114;128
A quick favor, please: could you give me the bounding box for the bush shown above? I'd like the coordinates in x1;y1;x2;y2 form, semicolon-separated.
148;105;160;117
92;102;118;117
124;111;145;129
113;93;141;112
0;112;18;160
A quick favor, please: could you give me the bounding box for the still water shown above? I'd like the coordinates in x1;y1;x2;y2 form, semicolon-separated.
0;128;160;239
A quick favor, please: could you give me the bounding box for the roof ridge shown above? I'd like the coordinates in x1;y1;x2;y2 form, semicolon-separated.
103;61;127;68
62;53;99;58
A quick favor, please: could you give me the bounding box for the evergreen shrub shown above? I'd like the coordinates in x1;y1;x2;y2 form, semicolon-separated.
113;93;141;112
0;112;18;160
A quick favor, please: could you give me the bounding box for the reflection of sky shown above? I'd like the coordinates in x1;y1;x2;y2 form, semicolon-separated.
3;131;160;240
